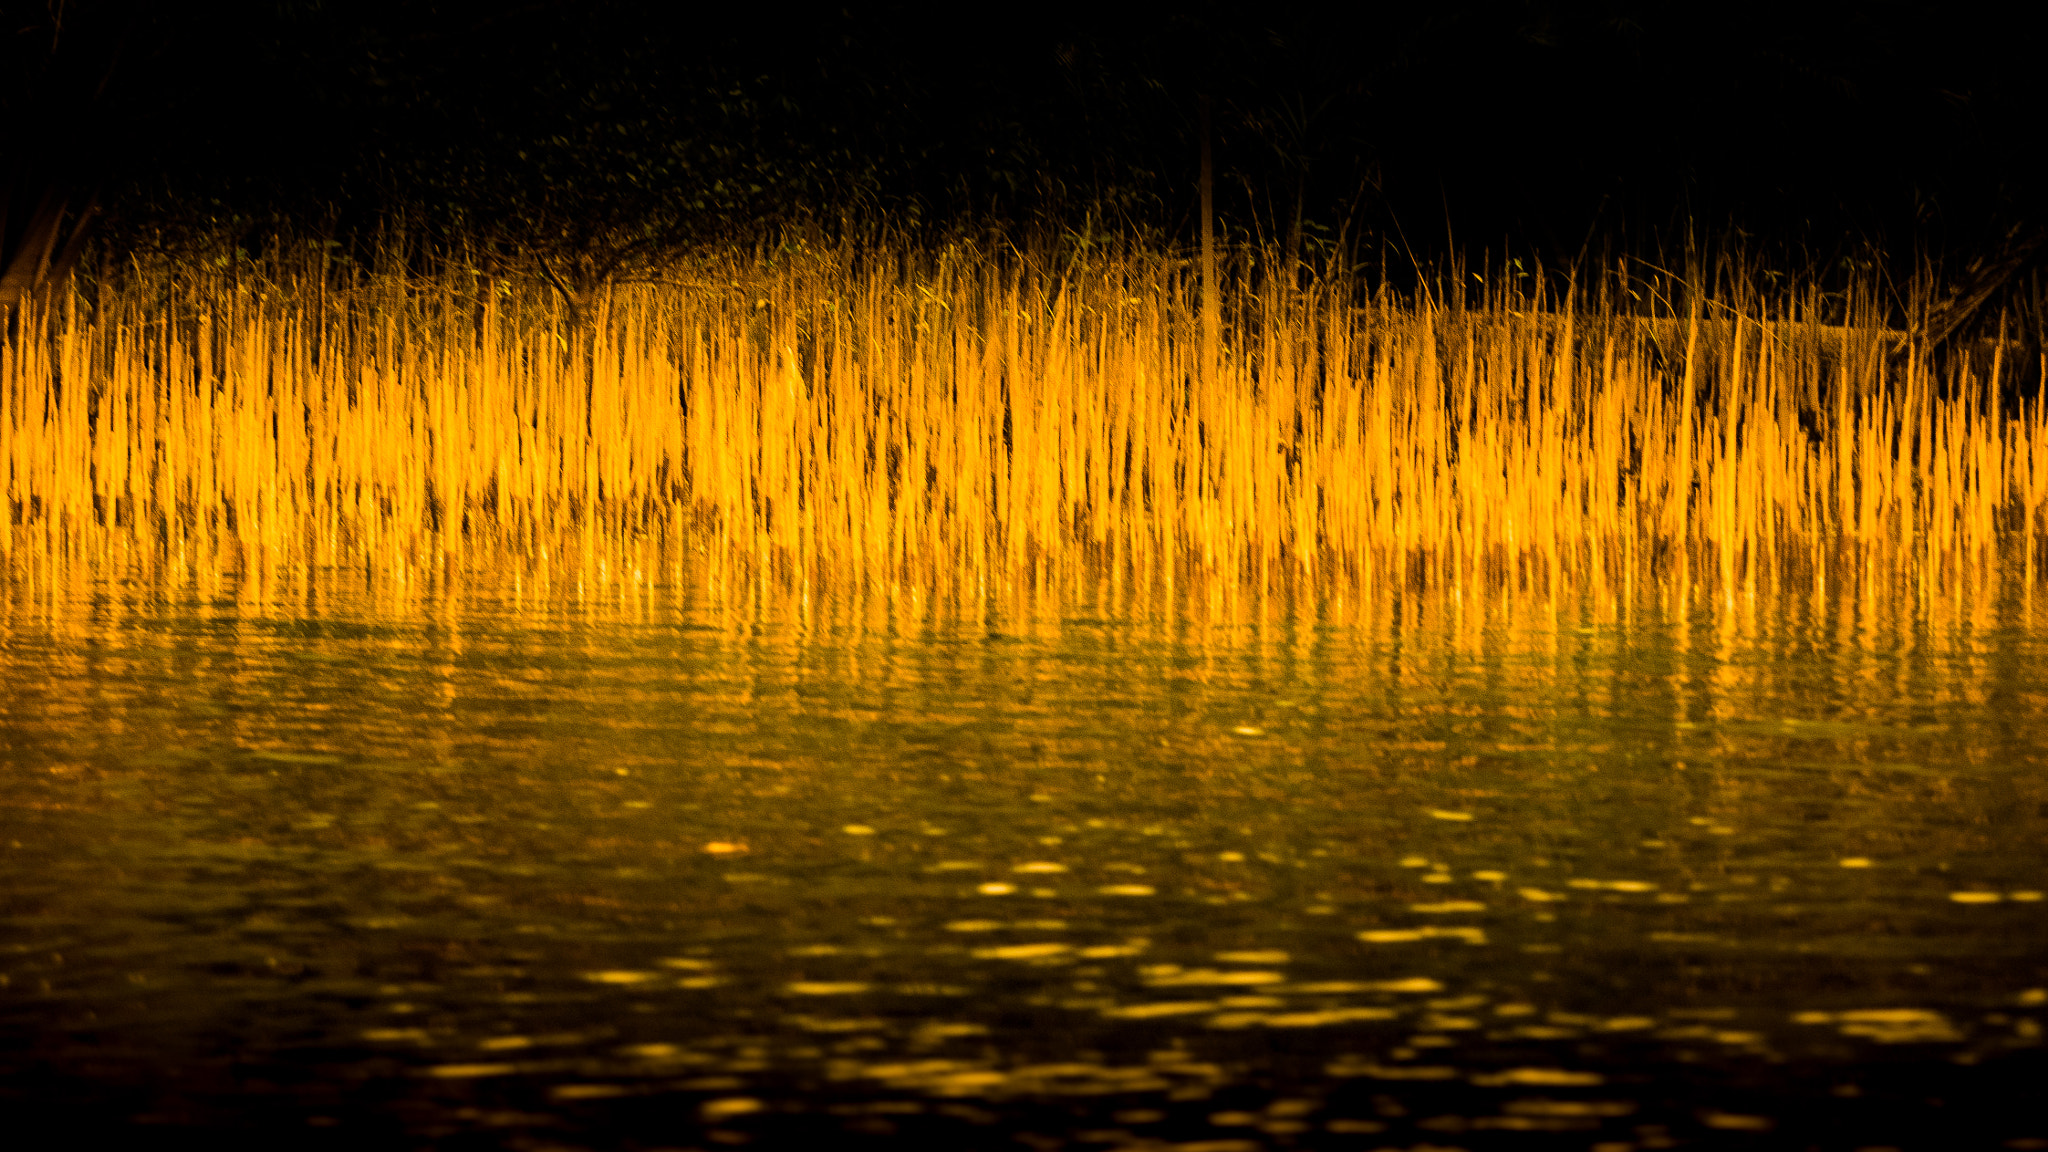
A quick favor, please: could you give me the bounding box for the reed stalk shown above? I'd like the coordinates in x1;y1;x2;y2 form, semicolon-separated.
1;238;2041;598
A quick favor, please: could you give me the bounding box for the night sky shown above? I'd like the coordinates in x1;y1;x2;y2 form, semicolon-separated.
6;1;2045;272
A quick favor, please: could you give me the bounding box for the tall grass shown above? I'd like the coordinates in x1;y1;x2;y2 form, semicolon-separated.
4;236;2045;604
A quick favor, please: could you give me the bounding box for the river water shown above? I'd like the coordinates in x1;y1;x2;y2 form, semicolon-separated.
3;551;2045;1150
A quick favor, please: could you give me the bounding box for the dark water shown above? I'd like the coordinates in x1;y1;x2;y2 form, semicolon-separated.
4;558;2047;1150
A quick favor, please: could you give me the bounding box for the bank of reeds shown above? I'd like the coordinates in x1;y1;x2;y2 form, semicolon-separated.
3;238;2044;598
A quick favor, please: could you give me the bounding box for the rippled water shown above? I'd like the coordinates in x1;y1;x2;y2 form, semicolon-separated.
3;556;2046;1149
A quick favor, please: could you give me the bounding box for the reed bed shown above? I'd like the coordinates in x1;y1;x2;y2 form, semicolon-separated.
3;238;2045;602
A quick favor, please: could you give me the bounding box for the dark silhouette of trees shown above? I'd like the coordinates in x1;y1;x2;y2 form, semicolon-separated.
1;0;2039;285
2;0;133;317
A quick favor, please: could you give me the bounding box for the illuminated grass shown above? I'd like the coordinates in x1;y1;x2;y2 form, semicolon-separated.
2;239;2043;595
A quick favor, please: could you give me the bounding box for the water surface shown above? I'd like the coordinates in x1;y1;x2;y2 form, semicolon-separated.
4;558;2046;1149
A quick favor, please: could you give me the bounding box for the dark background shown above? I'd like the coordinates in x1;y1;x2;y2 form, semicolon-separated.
6;1;2044;276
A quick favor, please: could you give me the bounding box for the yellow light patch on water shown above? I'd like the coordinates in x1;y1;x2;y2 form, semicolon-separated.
1421;873;1453;883
788;1016;886;1033
1472;870;1506;882
913;1022;989;1041
1950;891;2003;904
702;841;747;855
1078;942;1149;958
1196;1012;1269;1033
1400;856;1432;868
1014;861;1067;873
1099;884;1156;896
1504;1100;1636;1118
929;861;982;872
1600;1017;1658;1031
977;882;1017;895
478;1036;533;1051
658;957;715;970
1411;901;1486;913
551;1084;627;1101
1567;879;1657;892
618;1043;682;1059
1428;809;1474;821
1361;926;1485;945
784;981;871;996
2012;891;2044;902
1217;851;1246;862
1519;888;1565;902
945;920;1003;932
972;943;1071;961
1147;968;1286;987
1420;1013;1481;1031
1104;1001;1220;1019
1834;1008;1959;1042
1373;977;1446;993
1215;950;1290;964
1473;1067;1604;1087
1232;726;1264;736
1839;857;1874;868
421;1063;519;1079
1277;1008;1400;1027
582;970;661;985
843;824;876;836
928;1070;1012;1093
1700;1112;1774;1131
2018;989;2046;1006
359;1028;431;1043
701;1097;764;1121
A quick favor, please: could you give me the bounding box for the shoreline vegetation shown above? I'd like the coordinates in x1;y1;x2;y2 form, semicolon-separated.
3;235;2046;605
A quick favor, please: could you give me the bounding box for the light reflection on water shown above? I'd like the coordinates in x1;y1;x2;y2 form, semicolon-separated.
2;551;2047;1148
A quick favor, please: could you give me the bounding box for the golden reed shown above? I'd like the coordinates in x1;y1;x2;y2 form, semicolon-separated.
3;238;2045;609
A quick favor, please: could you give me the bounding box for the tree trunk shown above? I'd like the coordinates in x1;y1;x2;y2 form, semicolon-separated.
0;186;98;320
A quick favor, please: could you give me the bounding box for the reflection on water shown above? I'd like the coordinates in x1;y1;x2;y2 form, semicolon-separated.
3;548;2046;1149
